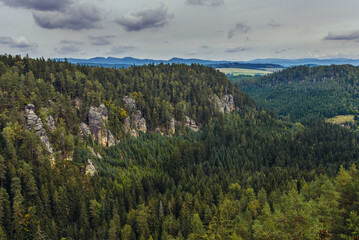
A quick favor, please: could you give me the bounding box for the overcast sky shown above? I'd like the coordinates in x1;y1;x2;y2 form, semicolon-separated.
0;0;359;60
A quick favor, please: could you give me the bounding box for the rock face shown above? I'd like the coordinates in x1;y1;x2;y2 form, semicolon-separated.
169;118;175;135
47;115;56;131
85;159;96;176
79;123;91;138
123;96;137;112
185;116;199;132
134;110;147;133
84;105;115;147
213;94;235;113
25;104;54;163
123;96;147;136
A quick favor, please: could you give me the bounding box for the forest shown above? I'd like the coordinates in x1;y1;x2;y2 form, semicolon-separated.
0;55;358;239
238;64;359;122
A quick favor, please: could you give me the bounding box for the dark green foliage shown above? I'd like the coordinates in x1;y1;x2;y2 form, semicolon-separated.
0;55;357;239
238;64;359;122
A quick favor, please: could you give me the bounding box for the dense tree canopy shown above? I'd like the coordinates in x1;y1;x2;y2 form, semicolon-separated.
0;55;357;239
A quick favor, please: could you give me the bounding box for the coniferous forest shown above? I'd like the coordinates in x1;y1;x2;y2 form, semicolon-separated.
0;55;358;239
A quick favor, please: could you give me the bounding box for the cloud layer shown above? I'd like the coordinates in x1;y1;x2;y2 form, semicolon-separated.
228;23;251;39
0;0;72;11
109;45;135;54
33;4;102;30
225;47;251;53
55;40;82;54
187;0;224;6
116;5;173;31
0;36;37;49
89;35;115;46
323;31;359;41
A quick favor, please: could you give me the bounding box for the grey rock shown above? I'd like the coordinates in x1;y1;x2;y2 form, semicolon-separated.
185;116;199;132
169;118;175;135
107;130;115;147
134;110;147;133
47;115;56;131
85;159;96;176
124;117;131;132
73;98;82;110
88;105;115;147
213;94;235;113
79;123;91;138
123;96;137;111
25;104;54;161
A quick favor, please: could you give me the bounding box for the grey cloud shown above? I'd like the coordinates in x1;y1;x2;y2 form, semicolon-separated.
55;40;82;54
109;45;135;54
33;4;102;30
115;5;173;32
0;36;37;49
228;23;251;39
0;0;72;11
268;19;281;28
187;0;224;6
225;47;252;53
323;31;359;41
89;35;115;46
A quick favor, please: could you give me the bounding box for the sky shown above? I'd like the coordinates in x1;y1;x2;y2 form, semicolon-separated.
0;0;359;61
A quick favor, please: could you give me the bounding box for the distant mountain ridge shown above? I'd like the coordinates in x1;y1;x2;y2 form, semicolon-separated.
55;56;359;68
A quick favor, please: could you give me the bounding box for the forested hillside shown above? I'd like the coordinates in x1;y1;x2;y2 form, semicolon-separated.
238;64;359;122
0;55;358;239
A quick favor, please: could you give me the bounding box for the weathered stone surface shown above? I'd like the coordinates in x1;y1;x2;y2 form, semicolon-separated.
47;115;56;131
79;123;91;138
130;129;138;138
124;117;131;132
123;96;137;111
88;105;112;147
213;94;235;113
73;98;82;110
85;159;96;176
107;130;115;147
185;116;199;132
134;110;147;133
99;104;108;121
169;118;175;135
25;104;54;163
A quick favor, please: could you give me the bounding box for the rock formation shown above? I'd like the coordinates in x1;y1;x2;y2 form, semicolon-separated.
185;116;199;132
169;118;175;135
79;123;91;138
123;96;147;136
25;104;54;163
134;110;147;133
85;159;96;176
47;115;56;131
123;96;137;111
81;104;115;147
213;94;235;113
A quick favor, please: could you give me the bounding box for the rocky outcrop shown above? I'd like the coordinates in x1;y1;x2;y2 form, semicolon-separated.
134;110;147;133
185;116;199;132
85;159;96;176
47;115;56;131
123;96;137;111
123;96;147;136
169;118;175;135
79;123;91;138
88;146;102;159
25;104;54;163
213;94;235;113
82;104;115;147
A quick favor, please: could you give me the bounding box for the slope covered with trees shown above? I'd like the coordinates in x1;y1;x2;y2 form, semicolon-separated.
238;64;359;122
0;55;358;239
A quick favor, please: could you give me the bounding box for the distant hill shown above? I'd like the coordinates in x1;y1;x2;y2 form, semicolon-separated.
248;58;359;67
56;56;359;68
238;64;359;122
